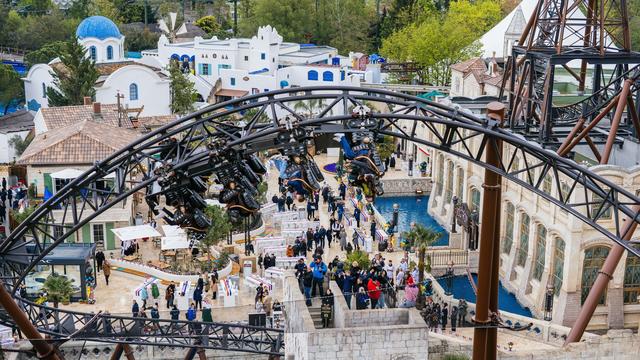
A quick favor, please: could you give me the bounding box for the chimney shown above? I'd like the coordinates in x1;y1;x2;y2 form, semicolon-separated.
83;97;92;105
93;102;102;116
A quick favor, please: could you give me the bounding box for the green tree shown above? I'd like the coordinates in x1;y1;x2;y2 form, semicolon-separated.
168;62;197;114
380;0;500;85
376;135;396;160
201;205;233;260
345;250;371;270
121;26;159;52
24;41;66;66
293;99;327;116
239;0;315;43
42;273;75;307
195;15;225;38
9;135;33;156
0;65;24;114
19;0;51;14
46;40;99;106
66;0;90;18
12;206;35;224
403;224;442;308
88;0;121;23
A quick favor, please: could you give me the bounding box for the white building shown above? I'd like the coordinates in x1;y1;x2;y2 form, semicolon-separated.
0;110;34;164
142;25;375;102
449;57;503;98
23;16;171;117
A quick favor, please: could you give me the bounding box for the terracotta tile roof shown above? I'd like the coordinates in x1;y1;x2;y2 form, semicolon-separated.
450;57;487;74
483;73;504;87
18;119;138;165
137;114;177;128
40;104;135;130
0;110;34;134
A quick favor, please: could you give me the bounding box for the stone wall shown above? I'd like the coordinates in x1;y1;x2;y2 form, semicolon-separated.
381;177;432;195
285;275;430;360
499;330;640;360
14;342;265;360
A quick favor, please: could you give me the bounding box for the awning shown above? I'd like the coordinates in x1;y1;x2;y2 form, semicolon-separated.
161;236;190;250
111;225;161;241
162;224;185;237
50;168;84;179
215;89;249;97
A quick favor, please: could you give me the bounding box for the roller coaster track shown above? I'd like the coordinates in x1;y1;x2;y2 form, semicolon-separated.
1;86;640;355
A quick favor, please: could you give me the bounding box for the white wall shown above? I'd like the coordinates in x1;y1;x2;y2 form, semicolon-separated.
0;130;30;164
96;65;171;116
219;68;277;93
23;64;54;111
79;36;125;63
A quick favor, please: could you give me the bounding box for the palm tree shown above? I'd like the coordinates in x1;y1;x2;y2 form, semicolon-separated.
42;274;75;308
293;99;327;117
403;224;442;309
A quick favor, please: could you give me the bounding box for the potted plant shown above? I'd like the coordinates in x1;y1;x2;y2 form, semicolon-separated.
403;224;442;309
42;274;75;308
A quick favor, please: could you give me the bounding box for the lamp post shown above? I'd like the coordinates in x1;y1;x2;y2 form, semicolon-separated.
451;196;458;233
544;282;554;321
445;260;454;296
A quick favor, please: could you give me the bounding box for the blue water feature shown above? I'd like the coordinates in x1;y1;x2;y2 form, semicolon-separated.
437;274;533;318
2;60;27;75
374;195;449;246
126;51;142;59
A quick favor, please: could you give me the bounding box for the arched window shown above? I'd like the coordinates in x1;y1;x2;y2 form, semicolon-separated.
624;245;640;303
552;237;565;295
308;70;318;81
444;160;454;202
471;188;481;212
517;213;530;266
129;83;138;100
436;155;444;196
90;46;97;61
322;71;334;82
107;45;113;60
502;202;515;254
42;83;46;98
456;167;464;200
532;224;547;280
582;246;610;305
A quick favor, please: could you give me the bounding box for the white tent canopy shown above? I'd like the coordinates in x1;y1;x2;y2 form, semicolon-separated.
111;225;161;241
50;168;84;179
162;225;185;237
50;168;116;180
161;236;190;250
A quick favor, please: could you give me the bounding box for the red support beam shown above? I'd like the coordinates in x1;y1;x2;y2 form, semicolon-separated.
472;102;505;360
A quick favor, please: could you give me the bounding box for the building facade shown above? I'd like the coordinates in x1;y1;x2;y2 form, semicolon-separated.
142;25;375;102
23;16;171;117
426;128;640;330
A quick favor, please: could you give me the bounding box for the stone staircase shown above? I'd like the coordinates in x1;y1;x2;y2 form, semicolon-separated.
307;299;334;329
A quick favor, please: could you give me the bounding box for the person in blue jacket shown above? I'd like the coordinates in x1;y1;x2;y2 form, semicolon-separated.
310;256;327;297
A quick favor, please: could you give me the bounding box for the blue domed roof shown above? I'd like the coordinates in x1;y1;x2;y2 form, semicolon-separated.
76;16;122;40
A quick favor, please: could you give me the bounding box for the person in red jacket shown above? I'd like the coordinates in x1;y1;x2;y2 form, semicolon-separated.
367;276;381;309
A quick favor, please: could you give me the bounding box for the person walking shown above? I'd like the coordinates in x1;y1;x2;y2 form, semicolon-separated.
367;276;381;309
211;276;218;301
202;300;213;322
339;182;346;200
441;303;449;331
193;286;203;310
337;202;344;222
102;260;111;286
341;270;355;309
321;289;334;328
450;306;458;332
150;303;160;333
352;231;361;251
370;220;377;239
165;282;176;308
132;300;140;317
95;251;105;273
140;285;149;309
458;299;468;327
310;257;327;297
170;305;180;320
339;226;347;251
354;207;361;228
317;226;326;248
306;228;314;251
285;194;293;211
326;227;333;248
306;201;314;221
303;266;313;306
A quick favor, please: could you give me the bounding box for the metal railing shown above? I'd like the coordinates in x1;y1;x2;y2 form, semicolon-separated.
426;249;469;268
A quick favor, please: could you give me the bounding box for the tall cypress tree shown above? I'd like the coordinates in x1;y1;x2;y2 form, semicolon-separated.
46;40;99;107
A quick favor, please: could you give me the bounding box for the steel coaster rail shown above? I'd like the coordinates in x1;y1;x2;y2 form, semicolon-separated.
1;86;640;355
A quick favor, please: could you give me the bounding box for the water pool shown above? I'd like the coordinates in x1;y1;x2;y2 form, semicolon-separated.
374;195;449;246
437;274;533;318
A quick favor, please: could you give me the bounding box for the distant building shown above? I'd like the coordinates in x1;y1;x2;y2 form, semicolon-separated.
141;25;376;102
23;16;172;117
0;110;34;164
449;57;503;98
